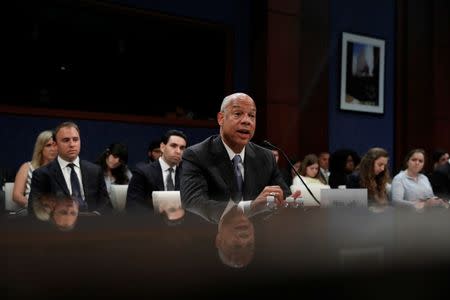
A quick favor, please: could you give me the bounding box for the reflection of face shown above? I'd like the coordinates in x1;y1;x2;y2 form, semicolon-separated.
52;199;79;230
306;163;319;178
42;138;58;162
106;154;121;170
216;207;255;268
373;156;388;176
161;135;187;167
218;95;256;153
407;152;424;175
319;153;329;170
56;126;80;162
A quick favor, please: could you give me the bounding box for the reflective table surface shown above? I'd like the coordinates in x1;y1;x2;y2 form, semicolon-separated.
3;201;450;299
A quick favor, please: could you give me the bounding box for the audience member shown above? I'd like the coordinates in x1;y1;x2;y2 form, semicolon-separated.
430;152;450;200
147;139;162;163
431;149;449;170
392;149;447;210
281;157;302;187
347;147;391;208
181;92;298;208
29;121;110;214
13;130;57;208
291;154;327;189
95;143;132;197
328;149;360;188
126;129;187;212
318;151;330;184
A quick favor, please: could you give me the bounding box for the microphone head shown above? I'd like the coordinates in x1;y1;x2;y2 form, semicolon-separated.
263;140;273;147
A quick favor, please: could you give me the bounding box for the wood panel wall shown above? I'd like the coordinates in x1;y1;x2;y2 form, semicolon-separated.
395;0;450;171
257;0;329;166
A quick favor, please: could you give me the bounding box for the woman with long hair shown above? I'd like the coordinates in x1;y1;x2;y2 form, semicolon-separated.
347;147;390;207
13;130;57;207
95;143;132;196
392;149;447;210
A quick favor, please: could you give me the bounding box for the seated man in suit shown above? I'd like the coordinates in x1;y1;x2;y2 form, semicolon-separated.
181;92;299;209
126;129;187;212
431;157;450;200
29;121;110;215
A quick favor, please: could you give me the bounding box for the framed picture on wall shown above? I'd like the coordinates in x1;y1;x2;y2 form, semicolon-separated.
340;32;385;114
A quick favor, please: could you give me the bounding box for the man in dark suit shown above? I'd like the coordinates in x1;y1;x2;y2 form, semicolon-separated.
181;92;298;209
431;159;450;200
29;121;109;214
126;130;187;212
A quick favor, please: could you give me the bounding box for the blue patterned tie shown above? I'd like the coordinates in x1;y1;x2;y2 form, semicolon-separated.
68;163;86;208
232;155;243;201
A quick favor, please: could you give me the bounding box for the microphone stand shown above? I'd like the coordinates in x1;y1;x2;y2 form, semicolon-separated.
263;140;321;206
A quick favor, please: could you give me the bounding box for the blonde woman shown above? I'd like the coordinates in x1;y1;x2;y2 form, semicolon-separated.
13;130;57;207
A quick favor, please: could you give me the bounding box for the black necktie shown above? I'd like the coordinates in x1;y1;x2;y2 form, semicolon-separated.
232;155;243;201
68;163;85;207
166;167;175;191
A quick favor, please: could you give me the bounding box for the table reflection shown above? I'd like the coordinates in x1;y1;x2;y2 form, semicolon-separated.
3;199;450;298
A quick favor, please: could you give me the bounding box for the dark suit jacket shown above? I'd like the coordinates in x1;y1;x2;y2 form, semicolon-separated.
180;135;290;206
126;160;182;211
431;162;450;199
29;159;110;213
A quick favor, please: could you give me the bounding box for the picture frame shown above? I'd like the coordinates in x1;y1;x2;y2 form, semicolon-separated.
340;32;385;114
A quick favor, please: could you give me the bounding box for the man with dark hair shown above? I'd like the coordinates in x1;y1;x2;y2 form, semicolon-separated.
29;121;110;215
147;139;162;163
431;156;450;200
126;129;188;211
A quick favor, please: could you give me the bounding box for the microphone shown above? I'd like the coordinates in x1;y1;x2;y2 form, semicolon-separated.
263;140;320;206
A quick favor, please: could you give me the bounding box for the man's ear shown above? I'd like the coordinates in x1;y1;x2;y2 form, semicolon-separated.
217;111;224;126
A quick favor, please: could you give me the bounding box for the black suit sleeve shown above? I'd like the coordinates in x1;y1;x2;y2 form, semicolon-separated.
28;168;50;214
94;166;111;213
430;165;450;199
346;172;361;188
180;148;211;207
269;155;291;198
126;165;152;211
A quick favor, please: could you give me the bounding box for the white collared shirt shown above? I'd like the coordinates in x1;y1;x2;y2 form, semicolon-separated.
57;156;85;199
159;157;177;191
222;140;245;180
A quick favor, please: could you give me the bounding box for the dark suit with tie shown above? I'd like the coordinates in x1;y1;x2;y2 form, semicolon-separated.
126;160;181;211
29;159;110;213
431;162;450;200
180;135;290;206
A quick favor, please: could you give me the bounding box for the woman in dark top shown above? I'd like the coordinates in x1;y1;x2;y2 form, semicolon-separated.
95;143;132;197
347;147;390;208
328;149;360;188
